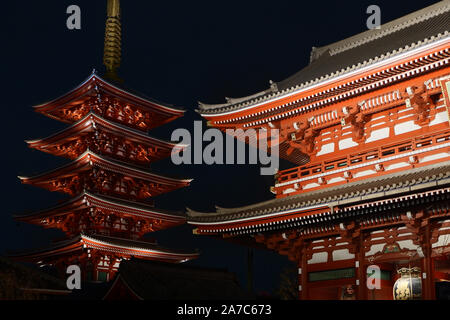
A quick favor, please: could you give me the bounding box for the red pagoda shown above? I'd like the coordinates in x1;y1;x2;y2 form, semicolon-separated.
188;1;450;299
14;0;198;282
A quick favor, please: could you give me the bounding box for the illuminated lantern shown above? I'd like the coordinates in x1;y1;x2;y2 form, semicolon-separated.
393;267;422;300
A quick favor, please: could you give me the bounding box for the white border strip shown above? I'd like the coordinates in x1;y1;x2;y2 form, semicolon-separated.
204;36;450;117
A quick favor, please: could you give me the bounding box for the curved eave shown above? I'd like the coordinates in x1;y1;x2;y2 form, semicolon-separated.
197;29;450;118
81;234;200;261
187;204;329;227
187;160;450;227
191;186;450;237
33;73;185;117
312;0;450;58
18;150;193;186
85;192;187;221
196;89;273;113
14;191;187;224
33;73;95;111
25;112;188;151
14;193;85;222
9;234;199;263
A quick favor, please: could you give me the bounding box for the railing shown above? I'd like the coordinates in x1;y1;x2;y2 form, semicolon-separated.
275;129;450;195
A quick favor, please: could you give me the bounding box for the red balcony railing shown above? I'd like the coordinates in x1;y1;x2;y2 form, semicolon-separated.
275;129;450;196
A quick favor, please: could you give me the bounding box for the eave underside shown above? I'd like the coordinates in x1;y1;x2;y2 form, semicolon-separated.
33;74;185;131
19;151;191;196
188;160;450;226
15;191;186;227
9;234;199;264
27;112;183;157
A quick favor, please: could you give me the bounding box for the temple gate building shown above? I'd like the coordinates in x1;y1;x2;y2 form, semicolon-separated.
188;1;450;299
13;0;198;282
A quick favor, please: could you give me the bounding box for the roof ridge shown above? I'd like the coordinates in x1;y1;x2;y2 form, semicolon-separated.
187;160;450;220
317;0;450;58
33;73;185;114
14;191;186;219
198;31;449;114
82;233;199;255
19;149;193;183
86;191;186;217
26;111;185;148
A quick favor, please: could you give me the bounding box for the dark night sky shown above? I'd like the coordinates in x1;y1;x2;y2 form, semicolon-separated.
2;0;440;294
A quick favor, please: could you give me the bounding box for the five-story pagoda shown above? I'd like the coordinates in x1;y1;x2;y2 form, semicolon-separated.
13;0;198;282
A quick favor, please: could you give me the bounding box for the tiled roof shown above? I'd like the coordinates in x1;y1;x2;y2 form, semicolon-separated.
26;112;185;149
278;3;450;91
34;71;185;113
198;1;450;115
9;234;199;258
83;234;198;256
14;191;186;220
187;160;450;223
18;150;192;184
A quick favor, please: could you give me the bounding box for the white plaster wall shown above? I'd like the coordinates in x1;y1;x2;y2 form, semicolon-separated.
317;142;335;156
339;138;358;150
429;111;449;126
365;243;385;256
394;120;421;135
332;249;355;261
308;252;328;264
366;127;390;143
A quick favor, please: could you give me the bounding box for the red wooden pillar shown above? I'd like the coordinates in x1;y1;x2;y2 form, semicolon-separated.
299;248;308;300
430;257;436;299
356;233;367;300
422;223;435;300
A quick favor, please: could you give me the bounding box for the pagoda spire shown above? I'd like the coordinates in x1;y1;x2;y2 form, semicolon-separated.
103;0;122;81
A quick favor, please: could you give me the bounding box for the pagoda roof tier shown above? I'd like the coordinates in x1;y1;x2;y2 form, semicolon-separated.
9;234;199;264
198;1;449;115
25;112;187;163
18;150;192;198
14;191;186;230
187;160;450;231
33;72;185;131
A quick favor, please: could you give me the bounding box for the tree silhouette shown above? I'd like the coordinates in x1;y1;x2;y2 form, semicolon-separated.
276;266;298;300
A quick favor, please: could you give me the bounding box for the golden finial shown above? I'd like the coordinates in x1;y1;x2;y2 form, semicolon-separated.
103;0;122;81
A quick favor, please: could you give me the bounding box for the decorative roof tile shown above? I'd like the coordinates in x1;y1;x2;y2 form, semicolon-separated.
198;1;450;115
187;161;450;224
